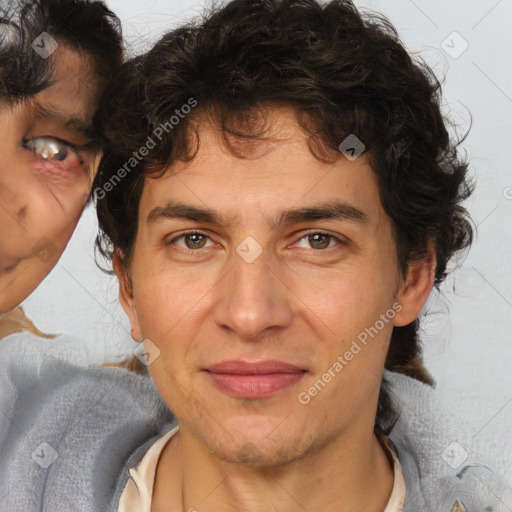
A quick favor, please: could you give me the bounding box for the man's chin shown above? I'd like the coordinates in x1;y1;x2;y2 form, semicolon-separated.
191;426;328;470
213;441;301;468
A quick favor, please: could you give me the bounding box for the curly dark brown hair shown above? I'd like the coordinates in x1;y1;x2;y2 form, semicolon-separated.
93;0;473;428
0;0;123;102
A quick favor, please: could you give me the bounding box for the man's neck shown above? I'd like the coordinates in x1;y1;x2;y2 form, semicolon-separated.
152;427;394;512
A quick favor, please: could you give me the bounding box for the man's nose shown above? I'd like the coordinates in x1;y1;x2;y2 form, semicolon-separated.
212;244;294;340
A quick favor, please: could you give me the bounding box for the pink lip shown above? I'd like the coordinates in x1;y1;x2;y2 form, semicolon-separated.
204;360;306;398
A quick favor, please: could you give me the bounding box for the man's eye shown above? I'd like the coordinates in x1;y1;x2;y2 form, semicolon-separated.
295;232;341;250
168;232;342;251
171;232;214;250
23;137;83;165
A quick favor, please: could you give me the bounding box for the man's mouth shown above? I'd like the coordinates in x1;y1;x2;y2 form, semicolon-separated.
204;360;307;399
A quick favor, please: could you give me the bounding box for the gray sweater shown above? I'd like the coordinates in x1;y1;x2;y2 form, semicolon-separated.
0;333;508;512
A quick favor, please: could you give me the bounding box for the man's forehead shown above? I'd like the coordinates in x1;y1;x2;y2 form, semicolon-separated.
29;98;96;139
34;46;99;124
139;106;380;230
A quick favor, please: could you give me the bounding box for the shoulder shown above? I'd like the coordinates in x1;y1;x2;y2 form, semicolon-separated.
384;371;510;512
0;332;175;512
0;331;168;426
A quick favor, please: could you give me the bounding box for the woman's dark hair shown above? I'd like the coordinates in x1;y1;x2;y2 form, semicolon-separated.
93;0;474;428
0;0;123;101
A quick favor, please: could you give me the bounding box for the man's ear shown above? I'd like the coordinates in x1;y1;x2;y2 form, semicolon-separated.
113;251;142;341
394;244;436;327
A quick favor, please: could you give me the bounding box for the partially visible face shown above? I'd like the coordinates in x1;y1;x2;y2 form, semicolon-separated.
0;46;103;314
120;107;431;467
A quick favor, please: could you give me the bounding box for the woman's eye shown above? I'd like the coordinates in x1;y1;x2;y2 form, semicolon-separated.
23;137;83;166
171;232;215;250
295;232;341;250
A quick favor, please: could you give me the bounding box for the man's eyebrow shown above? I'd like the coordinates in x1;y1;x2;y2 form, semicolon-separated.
147;201;368;227
32;100;96;140
148;202;231;226
272;202;369;227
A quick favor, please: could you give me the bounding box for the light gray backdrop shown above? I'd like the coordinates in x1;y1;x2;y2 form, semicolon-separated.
20;0;512;486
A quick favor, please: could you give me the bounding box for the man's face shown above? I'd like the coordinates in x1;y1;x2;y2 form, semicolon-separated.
121;108;431;466
0;46;102;314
